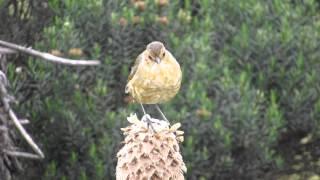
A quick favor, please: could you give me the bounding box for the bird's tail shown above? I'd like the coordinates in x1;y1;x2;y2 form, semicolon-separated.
124;83;135;103
123;95;135;104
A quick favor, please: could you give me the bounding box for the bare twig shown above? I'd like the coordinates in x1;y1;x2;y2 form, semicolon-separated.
0;40;100;66
0;47;16;54
8;110;44;158
0;72;44;159
19;119;30;124
3;150;42;159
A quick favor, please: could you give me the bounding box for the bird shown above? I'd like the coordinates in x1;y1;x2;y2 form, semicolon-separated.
125;41;182;122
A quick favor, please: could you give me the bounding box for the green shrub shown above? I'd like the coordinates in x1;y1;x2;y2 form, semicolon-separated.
1;0;319;179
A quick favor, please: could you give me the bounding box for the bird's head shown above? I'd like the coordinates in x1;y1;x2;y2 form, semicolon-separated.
146;41;166;64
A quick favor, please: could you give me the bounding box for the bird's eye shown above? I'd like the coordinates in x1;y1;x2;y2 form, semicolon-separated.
162;52;165;57
148;55;152;60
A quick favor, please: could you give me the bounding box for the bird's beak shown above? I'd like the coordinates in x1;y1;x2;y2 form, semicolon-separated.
155;57;161;64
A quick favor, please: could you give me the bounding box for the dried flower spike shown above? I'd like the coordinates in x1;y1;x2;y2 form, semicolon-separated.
116;114;186;180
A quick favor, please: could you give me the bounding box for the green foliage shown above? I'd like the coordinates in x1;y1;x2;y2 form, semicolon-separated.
2;0;319;179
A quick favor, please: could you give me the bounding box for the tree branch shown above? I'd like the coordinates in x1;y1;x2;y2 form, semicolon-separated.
0;40;100;66
0;72;44;159
8;110;44;159
3;150;43;159
0;47;16;54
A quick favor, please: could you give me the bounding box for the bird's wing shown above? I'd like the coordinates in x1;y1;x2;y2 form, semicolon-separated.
128;53;144;81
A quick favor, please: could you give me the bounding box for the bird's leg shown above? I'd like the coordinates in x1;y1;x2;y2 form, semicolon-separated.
155;104;169;122
140;103;147;115
141;114;157;132
140;103;156;132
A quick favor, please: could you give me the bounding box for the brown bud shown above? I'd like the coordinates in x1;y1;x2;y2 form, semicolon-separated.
119;17;128;27
196;108;212;118
68;48;83;57
132;16;141;25
156;16;169;25
134;1;146;11
155;0;169;7
130;0;142;3
50;49;63;57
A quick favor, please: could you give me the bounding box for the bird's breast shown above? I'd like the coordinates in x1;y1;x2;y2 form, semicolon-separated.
128;58;182;104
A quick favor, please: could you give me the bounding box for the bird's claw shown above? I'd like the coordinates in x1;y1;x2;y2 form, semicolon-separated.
141;114;157;132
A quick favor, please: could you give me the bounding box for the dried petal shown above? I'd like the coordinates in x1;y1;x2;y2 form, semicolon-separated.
176;130;184;135
170;123;181;131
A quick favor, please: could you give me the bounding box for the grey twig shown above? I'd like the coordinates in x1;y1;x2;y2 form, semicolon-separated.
3;150;42;159
7;110;44;159
0;40;100;66
18;119;30;124
0;72;44;159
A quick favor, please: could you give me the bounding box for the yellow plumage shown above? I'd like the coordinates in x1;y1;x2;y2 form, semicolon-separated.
126;42;182;104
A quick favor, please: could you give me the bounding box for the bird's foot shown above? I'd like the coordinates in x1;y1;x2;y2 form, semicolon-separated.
141;114;157;132
141;114;170;133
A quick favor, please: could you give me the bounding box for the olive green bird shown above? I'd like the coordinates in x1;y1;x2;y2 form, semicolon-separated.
125;41;182;122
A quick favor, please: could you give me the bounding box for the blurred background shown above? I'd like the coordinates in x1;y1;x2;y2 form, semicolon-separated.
0;0;320;179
